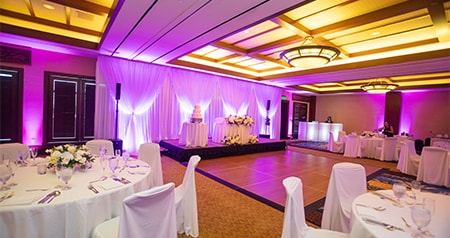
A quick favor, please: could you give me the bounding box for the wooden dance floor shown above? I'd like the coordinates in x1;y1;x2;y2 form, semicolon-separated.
159;138;286;162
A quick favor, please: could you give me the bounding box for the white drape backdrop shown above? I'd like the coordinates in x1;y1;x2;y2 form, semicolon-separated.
95;55;282;153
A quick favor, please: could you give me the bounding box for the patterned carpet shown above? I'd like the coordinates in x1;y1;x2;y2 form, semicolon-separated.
304;169;450;227
288;141;329;151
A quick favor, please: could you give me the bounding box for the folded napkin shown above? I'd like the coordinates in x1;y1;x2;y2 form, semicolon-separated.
27;157;48;166
1;194;40;206
97;179;123;190
128;167;148;175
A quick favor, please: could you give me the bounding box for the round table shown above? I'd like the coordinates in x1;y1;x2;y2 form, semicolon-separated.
350;190;450;238
0;159;151;238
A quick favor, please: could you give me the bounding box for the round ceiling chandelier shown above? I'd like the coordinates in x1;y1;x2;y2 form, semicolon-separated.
360;78;399;93
279;36;340;68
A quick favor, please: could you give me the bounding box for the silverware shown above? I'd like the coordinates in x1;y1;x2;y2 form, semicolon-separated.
0;192;14;203
356;203;386;211
371;191;401;206
89;176;107;183
46;190;61;203
26;188;50;192
38;190;58;204
362;217;404;231
401;217;411;228
88;184;99;194
127;165;149;168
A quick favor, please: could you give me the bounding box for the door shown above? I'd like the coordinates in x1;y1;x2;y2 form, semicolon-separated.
291;101;309;139
0;67;23;143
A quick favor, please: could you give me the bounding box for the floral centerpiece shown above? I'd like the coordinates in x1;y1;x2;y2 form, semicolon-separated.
223;135;241;146
248;135;259;144
226;115;254;126
46;144;94;169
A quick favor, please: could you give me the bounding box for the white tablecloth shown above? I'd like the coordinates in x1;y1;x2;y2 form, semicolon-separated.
350;190;450;238
298;122;343;142
0;159;151;238
178;122;208;147
359;137;384;159
211;123;250;144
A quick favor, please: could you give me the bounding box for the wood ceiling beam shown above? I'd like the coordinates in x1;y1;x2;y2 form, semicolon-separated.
46;0;110;15
425;0;450;42
312;0;431;37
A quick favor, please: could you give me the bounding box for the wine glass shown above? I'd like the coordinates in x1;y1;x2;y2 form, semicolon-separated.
410;205;432;237
115;149;121;158
58;167;73;190
7;160;17;186
392;182;407;205
0;163;12;191
108;157;119;177
122;152;130;167
29;147;38;159
410;180;421;201
17;152;26;167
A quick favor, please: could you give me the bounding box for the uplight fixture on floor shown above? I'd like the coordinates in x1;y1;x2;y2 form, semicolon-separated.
279;36;340;68
360;78;398;93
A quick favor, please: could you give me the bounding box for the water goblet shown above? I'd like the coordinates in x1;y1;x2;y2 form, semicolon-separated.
122;152;130;167
0;164;12;191
108;157;119;177
30;147;38;159
58;167;73;190
7;160;18;186
17;152;26;167
410;205;432;237
115;149;121;157
392;182;407;205
410;180;421;201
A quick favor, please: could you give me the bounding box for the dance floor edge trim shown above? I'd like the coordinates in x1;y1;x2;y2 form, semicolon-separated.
159;139;286;162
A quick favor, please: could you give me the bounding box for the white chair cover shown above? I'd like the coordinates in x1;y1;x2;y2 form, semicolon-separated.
281;177;348;238
138;143;164;188
343;135;360;158
417;146;449;187
328;132;344;153
175;155;201;237
374;137;398;161
0;143;29;162
321;163;367;233
337;131;346;143
91;183;177;238
86;139;114;157
212;117;226;143
396;140;420;176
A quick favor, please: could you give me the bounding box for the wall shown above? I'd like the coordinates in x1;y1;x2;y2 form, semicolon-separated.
1;46;97;146
315;90;450;140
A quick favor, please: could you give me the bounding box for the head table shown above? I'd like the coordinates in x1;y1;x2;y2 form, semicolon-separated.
350;190;450;238
0;158;151;238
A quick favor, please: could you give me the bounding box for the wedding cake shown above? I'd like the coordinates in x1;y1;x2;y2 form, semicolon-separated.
190;104;203;123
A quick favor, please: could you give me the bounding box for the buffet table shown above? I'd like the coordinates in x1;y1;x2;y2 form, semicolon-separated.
178;122;208;147
298;121;343;142
212;123;250;144
350;190;450;238
0;159;151;238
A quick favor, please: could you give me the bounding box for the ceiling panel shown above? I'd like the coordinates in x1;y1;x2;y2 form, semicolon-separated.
0;0;448;94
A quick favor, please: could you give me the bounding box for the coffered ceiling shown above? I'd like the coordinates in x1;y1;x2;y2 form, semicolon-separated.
1;0;449;94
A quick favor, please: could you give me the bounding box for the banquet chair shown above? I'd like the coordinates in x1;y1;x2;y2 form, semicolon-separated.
175;155;201;237
91;182;177;238
86;139;114;157
396;140;420;176
138;143;164;188
417;146;449;187
327;132;344;153
343;134;360;158
321;162;367;233
337;131;346;143
374;137;398;161
0;143;29;162
212;117;226;143
281;177;349;238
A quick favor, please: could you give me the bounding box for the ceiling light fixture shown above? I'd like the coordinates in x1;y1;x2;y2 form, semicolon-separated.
279;36;340;68
43;4;55;10
360;78;399;93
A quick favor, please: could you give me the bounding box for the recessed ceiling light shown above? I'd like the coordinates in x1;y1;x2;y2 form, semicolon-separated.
243;30;250;34
371;31;380;36
43;4;55;10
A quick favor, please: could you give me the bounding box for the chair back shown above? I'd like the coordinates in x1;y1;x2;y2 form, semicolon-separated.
396;141;408;173
322;162;367;233
417;146;449;186
379;137;398;161
343;134;360;157
281;177;311;238
337;131;346;142
0;143;29;162
328;132;344;153
119;183;177;238
86;139;114;157
138;143;164;187
176;155;201;237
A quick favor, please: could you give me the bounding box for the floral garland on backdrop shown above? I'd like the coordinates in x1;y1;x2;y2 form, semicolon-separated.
225;115;254;127
46;144;94;169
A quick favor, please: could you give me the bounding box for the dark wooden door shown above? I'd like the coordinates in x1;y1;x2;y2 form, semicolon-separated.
0;67;23;143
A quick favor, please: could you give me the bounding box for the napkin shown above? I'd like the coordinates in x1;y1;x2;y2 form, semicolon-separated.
127;167;148;175
27;157;48;166
1;194;40;206
97;179;123;190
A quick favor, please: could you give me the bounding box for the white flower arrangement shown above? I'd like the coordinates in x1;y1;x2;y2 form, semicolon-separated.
248;135;259;144
46;144;94;169
223;135;242;146
225;115;254;127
